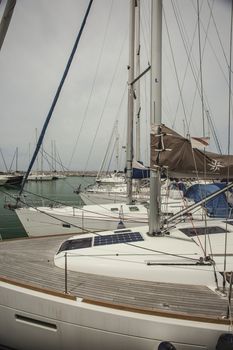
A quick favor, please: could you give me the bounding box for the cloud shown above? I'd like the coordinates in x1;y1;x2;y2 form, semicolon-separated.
0;0;232;172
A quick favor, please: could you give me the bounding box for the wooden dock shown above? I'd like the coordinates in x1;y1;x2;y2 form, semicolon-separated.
0;235;231;323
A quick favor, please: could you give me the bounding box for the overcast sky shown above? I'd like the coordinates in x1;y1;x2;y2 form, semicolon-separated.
0;0;232;172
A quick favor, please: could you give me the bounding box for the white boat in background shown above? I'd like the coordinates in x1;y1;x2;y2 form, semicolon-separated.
96;171;126;185
0;174;8;186
80;179;149;204
80;176;192;205
51;172;66;180
15;202;148;236
27;173;54;181
15;193;200;237
0;173;23;186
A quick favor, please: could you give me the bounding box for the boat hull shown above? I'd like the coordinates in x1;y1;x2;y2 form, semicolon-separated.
0;281;228;350
15;206;148;237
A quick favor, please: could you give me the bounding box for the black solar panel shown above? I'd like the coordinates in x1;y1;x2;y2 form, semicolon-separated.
223;221;233;226
94;231;144;246
179;226;228;237
57;231;144;254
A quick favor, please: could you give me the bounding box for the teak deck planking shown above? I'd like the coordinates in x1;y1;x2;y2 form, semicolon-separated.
0;234;231;322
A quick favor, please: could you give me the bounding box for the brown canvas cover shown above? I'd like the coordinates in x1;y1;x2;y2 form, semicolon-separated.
151;124;233;179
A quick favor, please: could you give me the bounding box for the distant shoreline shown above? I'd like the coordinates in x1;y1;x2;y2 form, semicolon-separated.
0;171;98;177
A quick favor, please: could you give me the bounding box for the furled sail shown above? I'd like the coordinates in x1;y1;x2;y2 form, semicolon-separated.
151;124;233;179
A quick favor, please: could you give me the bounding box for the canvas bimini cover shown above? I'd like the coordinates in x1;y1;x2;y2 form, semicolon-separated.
151;124;233;179
185;183;233;218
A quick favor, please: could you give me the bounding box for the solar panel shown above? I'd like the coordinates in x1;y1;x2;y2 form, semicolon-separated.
94;231;144;246
223;221;233;226
57;231;144;254
179;226;228;237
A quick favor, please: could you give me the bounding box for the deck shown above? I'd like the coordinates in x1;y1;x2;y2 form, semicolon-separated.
0;234;231;323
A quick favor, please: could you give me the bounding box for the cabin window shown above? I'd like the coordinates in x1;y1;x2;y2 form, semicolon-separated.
129;206;139;212
179;226;228;237
110;207;119;212
114;229;131;233
57;237;92;253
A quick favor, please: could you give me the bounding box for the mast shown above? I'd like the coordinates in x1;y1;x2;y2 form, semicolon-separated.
149;0;162;235
51;140;54;171
126;0;136;204
135;0;141;162
16;146;18;172
41;142;44;174
35;128;39;174
54;140;57;172
115;120;119;172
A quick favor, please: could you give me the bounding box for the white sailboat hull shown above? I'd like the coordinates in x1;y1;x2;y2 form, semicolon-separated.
15;204;148;237
15;197;201;237
0;281;228;350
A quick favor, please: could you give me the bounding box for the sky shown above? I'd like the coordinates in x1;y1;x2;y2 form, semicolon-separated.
0;0;232;172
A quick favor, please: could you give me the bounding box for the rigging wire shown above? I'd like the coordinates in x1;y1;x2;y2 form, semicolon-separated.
140;0;150;63
171;0;219;150
189;0;217;136
97;120;119;176
67;0;114;170
8;148;16;172
190;0;223;154
170;0;203;133
106;134;119;173
205;110;222;154
83;33;127;173
197;0;205;137
18;0;94;196
139;0;150;165
223;0;233;292
96;84;127;178
206;0;232;74
163;9;189;133
0;148;8;172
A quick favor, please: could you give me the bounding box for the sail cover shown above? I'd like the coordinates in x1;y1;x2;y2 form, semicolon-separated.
151;124;233;179
185;183;233;218
132;160;150;179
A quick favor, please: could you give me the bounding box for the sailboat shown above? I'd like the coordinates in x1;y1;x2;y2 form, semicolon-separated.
79;9;151;205
1;1;233;349
14;0;193;237
0;147;24;187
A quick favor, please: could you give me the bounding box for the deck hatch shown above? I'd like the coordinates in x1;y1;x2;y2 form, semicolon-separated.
179;226;228;237
94;231;143;246
57;237;92;253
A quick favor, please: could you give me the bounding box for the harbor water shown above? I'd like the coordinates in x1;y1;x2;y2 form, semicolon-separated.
0;176;95;240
